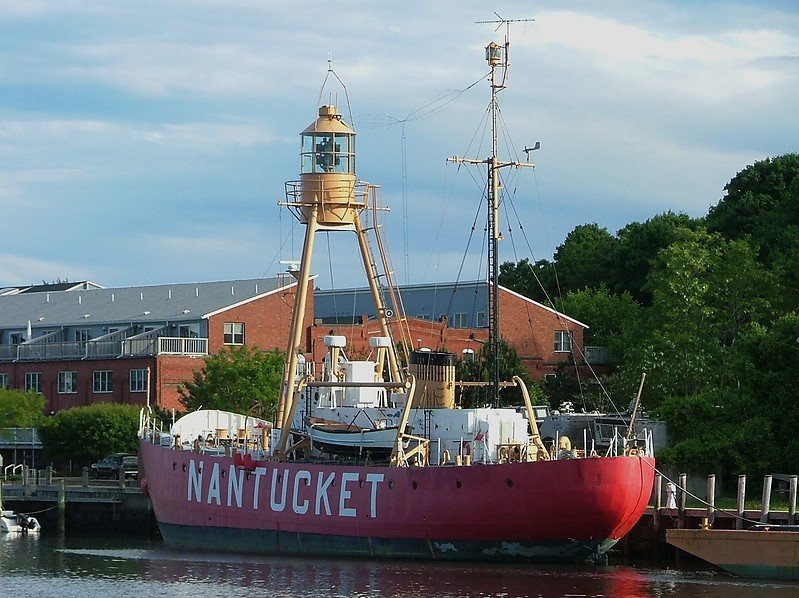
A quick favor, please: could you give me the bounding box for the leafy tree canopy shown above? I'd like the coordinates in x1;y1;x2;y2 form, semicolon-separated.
499;257;556;304
0;388;45;428
38;403;140;466
552;223;617;294
706;153;799;265
558;285;642;361
610;211;701;305
179;345;285;419
455;338;545;408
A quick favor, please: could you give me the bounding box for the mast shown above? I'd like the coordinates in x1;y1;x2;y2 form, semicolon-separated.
275;97;404;439
449;30;534;404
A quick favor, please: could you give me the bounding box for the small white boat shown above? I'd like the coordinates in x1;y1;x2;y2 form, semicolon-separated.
1;509;41;534
307;419;402;461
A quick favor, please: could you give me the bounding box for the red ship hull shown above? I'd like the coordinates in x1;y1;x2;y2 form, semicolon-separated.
139;440;654;562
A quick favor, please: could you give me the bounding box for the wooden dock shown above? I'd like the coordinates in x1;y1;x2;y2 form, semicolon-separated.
0;467;155;534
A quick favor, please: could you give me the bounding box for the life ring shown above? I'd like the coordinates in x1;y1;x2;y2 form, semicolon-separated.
440;450;451;466
499;446;509;461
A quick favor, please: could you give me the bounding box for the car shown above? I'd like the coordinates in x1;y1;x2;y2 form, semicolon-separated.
90;453;138;479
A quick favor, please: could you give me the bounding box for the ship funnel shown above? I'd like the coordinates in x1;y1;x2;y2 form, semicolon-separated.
409;350;456;408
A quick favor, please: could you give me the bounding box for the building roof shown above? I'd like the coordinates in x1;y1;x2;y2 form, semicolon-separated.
314;280;587;328
0;280;103;296
0;277;297;332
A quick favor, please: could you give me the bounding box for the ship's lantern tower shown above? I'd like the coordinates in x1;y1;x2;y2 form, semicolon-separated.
485;42;502;67
298;105;362;226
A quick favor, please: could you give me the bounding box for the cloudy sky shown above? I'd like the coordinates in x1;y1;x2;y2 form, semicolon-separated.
1;1;796;291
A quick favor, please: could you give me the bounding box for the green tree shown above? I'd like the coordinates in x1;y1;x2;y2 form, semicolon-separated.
622;228;774;407
735;313;799;474
455;339;544;407
179;345;285;418
610;212;701;305
0;388;45;428
706;153;799;310
706;153;799;265
499;257;557;304
39;403;140;467
558;285;642;362
552;223;617;294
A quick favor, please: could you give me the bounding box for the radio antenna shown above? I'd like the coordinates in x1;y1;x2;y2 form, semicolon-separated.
475;13;534;87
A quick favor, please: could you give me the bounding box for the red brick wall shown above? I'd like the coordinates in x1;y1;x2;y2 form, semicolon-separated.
307;287;587;381
0;357;157;413
207;280;313;354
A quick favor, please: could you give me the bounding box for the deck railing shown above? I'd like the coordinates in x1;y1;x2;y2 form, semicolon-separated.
0;336;208;361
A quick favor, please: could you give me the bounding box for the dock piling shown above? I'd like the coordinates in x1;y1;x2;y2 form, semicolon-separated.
760;475;772;523
736;474;746;530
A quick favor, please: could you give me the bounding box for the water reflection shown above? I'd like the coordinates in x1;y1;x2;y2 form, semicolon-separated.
1;535;798;597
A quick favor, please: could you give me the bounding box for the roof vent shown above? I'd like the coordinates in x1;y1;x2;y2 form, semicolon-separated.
143;310;151;316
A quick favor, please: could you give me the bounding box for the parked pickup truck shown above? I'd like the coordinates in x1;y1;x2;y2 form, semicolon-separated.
90;453;138;479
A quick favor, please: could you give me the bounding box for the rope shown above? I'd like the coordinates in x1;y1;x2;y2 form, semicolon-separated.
644;459;766;527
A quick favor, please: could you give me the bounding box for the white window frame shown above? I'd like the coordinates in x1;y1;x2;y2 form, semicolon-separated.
453;312;469;328
58;371;78;394
25;372;42;393
0;373;8;388
93;370;113;393
179;324;199;338
476;312;487;327
130;369;147;392
554;330;573;353
224;322;245;345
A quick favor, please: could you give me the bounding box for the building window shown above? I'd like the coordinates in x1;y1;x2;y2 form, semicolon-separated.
25;372;42;393
554;330;573;353
224;322;245;345
462;348;475;363
476;312;487;327
75;328;92;351
10;332;25;346
93;370;113;393
453;313;469;328
0;373;8;388
179;324;199;338
130;369;148;392
58;371;78;394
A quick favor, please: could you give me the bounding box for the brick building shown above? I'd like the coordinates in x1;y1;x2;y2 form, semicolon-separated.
0;276;597;416
0;276;311;412
313;280;593;380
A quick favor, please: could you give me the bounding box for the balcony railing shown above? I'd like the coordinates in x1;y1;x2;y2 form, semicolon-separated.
584;345;610;365
0;427;43;450
0;336;208;361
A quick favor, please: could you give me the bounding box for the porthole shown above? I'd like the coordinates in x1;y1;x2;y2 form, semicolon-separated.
412;481;418;489
388;480;395;489
506;479;513;488
172;463;176;471
182;463;187;472
456;480;462;489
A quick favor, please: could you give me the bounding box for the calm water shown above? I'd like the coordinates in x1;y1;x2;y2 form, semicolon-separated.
1;534;798;597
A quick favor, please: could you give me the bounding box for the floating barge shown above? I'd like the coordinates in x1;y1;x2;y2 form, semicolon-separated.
667;527;799;580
